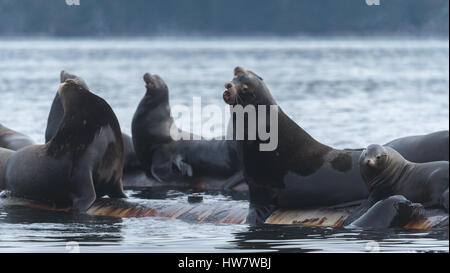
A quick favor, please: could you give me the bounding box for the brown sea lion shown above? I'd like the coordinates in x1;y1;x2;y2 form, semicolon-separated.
4;80;126;211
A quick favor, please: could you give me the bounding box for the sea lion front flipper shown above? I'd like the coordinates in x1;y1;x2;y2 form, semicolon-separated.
70;171;96;212
223;171;245;191
107;178;127;198
342;193;377;226
172;154;193;177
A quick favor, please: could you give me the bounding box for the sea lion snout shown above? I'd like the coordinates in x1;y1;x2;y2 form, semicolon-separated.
365;158;376;167
223;82;237;105
60;70;69;83
360;144;388;169
143;73;166;90
57;80;72;96
143;73;154;87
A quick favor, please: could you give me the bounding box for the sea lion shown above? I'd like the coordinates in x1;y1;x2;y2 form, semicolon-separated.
131;73;244;190
0;123;35;151
4;80;126;211
222;66;448;226
359;144;448;210
385;131;449;163
45;70;140;174
345;195;425;229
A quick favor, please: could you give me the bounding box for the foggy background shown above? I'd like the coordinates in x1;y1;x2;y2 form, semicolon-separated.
0;0;448;37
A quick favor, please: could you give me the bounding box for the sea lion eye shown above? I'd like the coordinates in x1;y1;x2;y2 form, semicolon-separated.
376;155;381;160
242;84;249;91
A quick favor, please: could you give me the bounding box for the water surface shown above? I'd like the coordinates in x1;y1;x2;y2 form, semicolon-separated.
0;37;448;252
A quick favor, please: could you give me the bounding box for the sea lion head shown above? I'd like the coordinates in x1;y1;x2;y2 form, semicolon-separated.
223;66;274;106
60;70;89;90
57;79;90;109
143;73;169;100
390;196;425;227
359;144;391;190
360;144;389;170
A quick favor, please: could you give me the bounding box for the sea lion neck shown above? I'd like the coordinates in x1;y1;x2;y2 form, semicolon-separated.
46;85;123;161
365;147;409;196
143;87;170;107
255;82;277;106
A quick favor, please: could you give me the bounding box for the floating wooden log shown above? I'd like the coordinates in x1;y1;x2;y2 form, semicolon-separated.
1;196;448;229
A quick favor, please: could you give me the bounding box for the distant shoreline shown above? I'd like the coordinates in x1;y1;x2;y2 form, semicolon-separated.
0;35;448;40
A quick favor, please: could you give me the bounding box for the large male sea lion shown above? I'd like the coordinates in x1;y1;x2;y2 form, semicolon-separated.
0;123;35;151
131;73;244;190
4;80;126;211
222;66;449;226
45;70;141;174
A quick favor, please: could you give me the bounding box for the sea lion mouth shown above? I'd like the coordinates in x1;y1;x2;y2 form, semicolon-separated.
223;81;238;105
223;90;236;105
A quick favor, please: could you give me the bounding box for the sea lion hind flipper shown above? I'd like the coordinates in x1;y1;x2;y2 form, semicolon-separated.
70;171;96;212
172;154;193;177
440;189;449;212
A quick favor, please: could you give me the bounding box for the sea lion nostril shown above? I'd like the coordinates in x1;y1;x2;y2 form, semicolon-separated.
226;83;233;89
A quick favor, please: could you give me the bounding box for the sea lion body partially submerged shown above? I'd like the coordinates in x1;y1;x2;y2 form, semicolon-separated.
4;80;126;211
0;124;35;151
222;66;449;226
345;195;425;229
131;73;244;190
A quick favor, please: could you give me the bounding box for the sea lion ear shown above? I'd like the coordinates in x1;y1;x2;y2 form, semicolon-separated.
234;66;247;77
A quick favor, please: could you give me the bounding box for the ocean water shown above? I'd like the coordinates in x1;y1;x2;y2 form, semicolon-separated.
0;37;448;253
